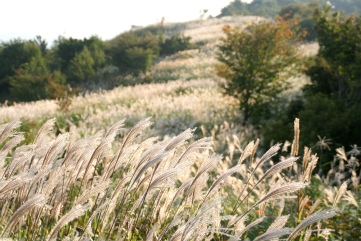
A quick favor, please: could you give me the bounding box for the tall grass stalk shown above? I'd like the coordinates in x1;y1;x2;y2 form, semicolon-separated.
0;118;338;240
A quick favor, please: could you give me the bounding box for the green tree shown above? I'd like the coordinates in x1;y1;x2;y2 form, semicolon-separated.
300;7;361;147
249;0;279;18
68;47;96;83
87;37;106;70
218;0;249;17
52;37;84;73
9;52;67;102
0;39;40;97
34;35;48;57
217;0;361;19
311;8;361;104
263;7;361;156
109;31;159;75
52;36;106;78
216;17;304;126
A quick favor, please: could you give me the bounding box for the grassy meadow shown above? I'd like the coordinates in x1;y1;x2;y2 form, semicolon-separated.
0;16;359;240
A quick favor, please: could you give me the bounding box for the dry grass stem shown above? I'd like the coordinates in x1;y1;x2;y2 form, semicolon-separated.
253;182;308;208
332;181;348;209
291;118;300;157
0;119;21;144
234;216;265;239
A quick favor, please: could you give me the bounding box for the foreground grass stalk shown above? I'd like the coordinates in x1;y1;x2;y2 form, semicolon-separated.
0;118;343;240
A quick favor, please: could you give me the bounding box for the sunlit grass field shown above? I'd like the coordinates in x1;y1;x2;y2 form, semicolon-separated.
0;15;318;138
1;16;359;241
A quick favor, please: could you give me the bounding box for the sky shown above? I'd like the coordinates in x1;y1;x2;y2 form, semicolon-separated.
0;0;244;45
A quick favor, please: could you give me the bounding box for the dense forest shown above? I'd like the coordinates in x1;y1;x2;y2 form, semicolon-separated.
0;28;198;103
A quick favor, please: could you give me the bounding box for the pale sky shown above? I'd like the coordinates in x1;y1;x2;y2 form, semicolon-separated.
0;0;241;45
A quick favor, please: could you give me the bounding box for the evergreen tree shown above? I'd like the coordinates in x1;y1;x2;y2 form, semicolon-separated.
0;40;40;96
109;31;159;75
9;52;67;102
300;7;361;147
68;47;96;83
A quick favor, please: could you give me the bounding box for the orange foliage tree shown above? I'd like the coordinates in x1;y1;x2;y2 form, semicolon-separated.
216;17;306;126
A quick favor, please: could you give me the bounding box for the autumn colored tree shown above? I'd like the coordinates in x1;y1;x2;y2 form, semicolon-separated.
278;2;319;41
216;17;305;126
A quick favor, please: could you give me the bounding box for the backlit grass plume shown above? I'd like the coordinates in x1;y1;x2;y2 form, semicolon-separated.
0;118;337;240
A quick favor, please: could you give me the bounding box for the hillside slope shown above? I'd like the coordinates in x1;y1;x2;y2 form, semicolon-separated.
0;16;318;142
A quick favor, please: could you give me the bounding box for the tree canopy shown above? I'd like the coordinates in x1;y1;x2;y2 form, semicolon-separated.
216;17;305;126
0;26;198;103
261;7;361;170
299;7;361;148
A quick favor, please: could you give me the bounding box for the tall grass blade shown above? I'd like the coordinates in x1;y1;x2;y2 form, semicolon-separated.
46;204;91;241
1;194;46;236
254;227;293;241
333;181;347;209
198;164;239;210
267;215;290;231
286;209;336;241
0;119;21;144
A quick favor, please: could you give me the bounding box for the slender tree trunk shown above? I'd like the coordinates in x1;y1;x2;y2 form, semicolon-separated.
242;105;249;127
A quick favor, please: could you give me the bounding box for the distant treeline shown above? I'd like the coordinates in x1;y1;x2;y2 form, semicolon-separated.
218;0;361;41
0;27;197;103
218;0;361;18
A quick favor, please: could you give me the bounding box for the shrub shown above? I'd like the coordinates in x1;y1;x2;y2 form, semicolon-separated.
109;31;159;75
159;34;197;56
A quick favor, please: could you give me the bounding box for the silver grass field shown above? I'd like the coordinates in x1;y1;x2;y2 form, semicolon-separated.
0;117;345;240
0;16;358;240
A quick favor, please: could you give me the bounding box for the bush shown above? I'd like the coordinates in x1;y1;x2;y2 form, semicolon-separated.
109;31;159;75
159;34;197;56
